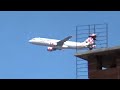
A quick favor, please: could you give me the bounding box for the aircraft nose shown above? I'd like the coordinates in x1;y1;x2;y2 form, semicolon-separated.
28;39;32;43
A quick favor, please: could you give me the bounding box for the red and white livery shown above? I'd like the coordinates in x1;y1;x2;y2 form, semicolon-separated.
29;34;97;51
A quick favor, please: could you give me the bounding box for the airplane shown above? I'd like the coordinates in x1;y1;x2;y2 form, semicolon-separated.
28;33;97;51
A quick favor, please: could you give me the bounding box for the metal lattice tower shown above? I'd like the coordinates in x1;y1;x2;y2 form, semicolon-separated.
76;23;108;79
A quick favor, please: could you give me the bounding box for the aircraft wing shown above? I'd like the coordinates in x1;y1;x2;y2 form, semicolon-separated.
57;36;72;46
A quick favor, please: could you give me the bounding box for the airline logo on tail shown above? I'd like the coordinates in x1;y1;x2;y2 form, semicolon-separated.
85;33;96;50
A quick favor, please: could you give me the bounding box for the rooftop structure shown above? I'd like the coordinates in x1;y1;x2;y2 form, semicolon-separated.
75;46;120;79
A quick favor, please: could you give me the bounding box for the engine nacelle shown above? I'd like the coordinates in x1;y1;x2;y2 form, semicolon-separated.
47;47;54;51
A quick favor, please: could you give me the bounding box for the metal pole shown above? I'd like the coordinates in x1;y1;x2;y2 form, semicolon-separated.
89;25;91;35
76;26;77;53
106;23;108;48
76;26;78;79
94;24;96;34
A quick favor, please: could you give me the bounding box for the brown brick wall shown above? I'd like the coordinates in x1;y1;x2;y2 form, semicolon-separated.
89;67;120;79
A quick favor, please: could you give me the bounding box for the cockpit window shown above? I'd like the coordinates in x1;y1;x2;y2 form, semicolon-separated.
31;38;44;41
32;38;36;40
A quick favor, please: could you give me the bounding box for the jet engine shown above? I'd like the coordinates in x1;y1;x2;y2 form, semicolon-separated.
47;47;56;51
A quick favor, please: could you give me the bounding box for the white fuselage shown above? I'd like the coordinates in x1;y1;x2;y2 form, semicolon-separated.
29;37;89;50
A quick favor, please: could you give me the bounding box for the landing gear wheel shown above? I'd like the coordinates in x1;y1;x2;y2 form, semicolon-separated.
89;48;93;50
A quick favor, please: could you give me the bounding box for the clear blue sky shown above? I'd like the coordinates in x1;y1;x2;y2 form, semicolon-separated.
0;11;120;79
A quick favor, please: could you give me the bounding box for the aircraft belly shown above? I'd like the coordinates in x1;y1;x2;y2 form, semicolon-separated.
62;44;76;49
64;42;87;49
61;45;68;49
76;42;88;48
